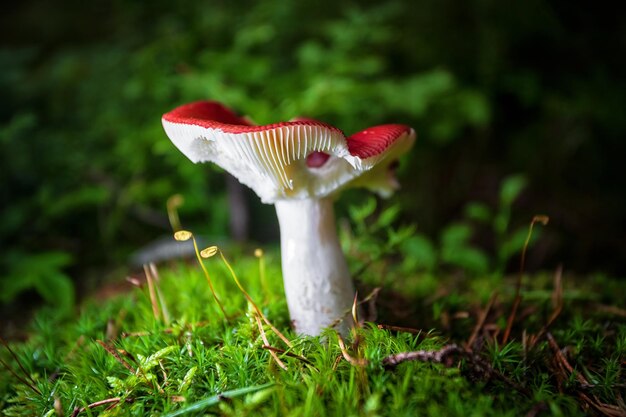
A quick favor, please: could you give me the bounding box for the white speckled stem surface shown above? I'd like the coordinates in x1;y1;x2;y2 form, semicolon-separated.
275;197;355;336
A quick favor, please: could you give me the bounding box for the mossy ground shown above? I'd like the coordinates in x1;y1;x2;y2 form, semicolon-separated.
1;246;625;416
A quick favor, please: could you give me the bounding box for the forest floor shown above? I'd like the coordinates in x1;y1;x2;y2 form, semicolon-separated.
1;242;625;417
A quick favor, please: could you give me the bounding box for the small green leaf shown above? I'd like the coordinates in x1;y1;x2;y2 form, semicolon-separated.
376;205;400;229
141;345;177;370
500;175;527;207
442;247;489;275
349;197;377;223
179;366;197;392
464;202;492;223
440;223;472;248
163;383;275;417
244;387;276;408
402;235;437;272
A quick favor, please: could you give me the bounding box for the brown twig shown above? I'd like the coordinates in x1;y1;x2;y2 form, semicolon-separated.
97;340;161;392
546;332;626;417
466;292;497;350
70;397;128;417
255;315;287;370
383;344;531;397
0;356;41;395
502;215;549;345
377;324;422;335
383;344;460;367
546;333;586;384
0;338;41;395
96;340;135;373
528;266;563;349
261;345;317;368
594;304;626;318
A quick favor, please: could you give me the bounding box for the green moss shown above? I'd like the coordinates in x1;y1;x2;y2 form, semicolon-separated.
1;250;624;416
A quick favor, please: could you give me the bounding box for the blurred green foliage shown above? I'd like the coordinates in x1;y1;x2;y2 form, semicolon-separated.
0;251;74;317
345;174;537;280
1;0;625;310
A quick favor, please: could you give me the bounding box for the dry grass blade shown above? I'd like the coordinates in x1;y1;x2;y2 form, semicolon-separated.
329;287;382;330
528;265;563;349
0;337;41;395
352;292;360;328
150;263;171;325
546;333;626;417
336;333;368;367
96;340;135;373
466;292;497;350
0;356;40;395
255;315;287;370
144;264;161;322
502;215;549;345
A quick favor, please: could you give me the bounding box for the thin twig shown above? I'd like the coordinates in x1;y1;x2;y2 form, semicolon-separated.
594;304;626;318
377;324;422;335
502;215;549;345
255;315;287;370
383;344;531;397
0;357;41;395
0;337;40;393
261;345;317;368
383;344;460;367
96;340;135;373
529;266;563;349
546;333;587;384
466;292;497;350
70;397;125;417
546;333;626;417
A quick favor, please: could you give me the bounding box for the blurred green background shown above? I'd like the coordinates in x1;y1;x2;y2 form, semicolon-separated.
1;0;625;313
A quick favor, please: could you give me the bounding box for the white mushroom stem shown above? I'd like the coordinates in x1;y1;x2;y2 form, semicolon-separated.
275;197;355;336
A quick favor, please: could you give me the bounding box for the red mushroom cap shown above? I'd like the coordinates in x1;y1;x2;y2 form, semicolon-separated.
162;101;415;202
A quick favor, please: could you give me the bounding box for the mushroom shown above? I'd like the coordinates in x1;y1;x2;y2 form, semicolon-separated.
162;101;415;336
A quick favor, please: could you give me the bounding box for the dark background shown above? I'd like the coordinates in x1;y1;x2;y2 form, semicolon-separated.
1;0;625;312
